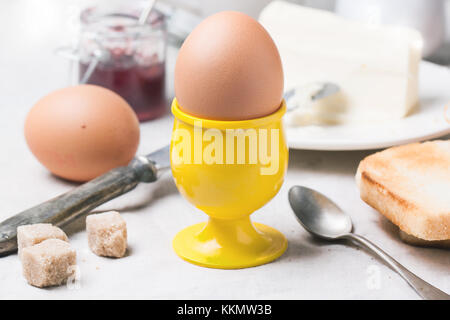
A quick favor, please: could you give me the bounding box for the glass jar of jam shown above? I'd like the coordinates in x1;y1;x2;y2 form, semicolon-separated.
78;3;167;122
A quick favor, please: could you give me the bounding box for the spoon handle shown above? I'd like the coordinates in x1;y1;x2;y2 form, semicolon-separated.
344;233;450;300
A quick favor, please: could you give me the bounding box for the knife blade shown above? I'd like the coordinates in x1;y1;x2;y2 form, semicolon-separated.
284;82;340;113
0;145;170;257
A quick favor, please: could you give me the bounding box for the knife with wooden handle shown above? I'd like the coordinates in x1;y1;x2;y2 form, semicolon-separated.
0;145;170;257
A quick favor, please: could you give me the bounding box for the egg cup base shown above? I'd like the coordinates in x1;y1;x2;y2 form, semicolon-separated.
172;218;288;269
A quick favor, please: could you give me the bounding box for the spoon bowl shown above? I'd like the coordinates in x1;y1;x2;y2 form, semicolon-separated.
288;185;352;239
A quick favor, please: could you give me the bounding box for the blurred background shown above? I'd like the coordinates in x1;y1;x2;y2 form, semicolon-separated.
0;0;449;114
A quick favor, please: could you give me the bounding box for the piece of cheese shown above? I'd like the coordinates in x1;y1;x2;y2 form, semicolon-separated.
259;1;423;124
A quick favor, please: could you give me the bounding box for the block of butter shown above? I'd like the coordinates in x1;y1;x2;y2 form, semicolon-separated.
259;1;423;124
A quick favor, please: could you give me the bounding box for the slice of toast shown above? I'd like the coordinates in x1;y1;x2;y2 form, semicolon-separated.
356;140;450;242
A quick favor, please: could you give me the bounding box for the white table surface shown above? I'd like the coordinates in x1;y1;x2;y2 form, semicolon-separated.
0;0;449;300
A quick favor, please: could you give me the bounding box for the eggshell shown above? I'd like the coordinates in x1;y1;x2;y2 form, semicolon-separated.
175;11;284;120
25;85;140;182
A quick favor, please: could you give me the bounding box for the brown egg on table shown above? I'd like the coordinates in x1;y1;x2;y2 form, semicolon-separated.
174;11;284;120
24;85;140;182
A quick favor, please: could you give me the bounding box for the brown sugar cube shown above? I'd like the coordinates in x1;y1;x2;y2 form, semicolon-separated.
86;211;127;258
21;239;77;288
17;223;68;257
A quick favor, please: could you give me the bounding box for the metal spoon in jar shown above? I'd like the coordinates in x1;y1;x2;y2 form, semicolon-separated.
288;185;450;300
138;0;157;25
80;0;158;84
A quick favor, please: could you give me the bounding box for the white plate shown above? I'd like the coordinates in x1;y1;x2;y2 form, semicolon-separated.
286;61;450;150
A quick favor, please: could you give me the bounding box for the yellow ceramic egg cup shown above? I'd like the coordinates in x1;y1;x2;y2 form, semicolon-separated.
170;99;288;269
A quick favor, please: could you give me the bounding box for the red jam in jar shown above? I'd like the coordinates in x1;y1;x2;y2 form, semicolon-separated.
79;6;167;122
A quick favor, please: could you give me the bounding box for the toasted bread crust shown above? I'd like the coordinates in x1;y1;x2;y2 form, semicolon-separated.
399;230;450;248
356;140;450;241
